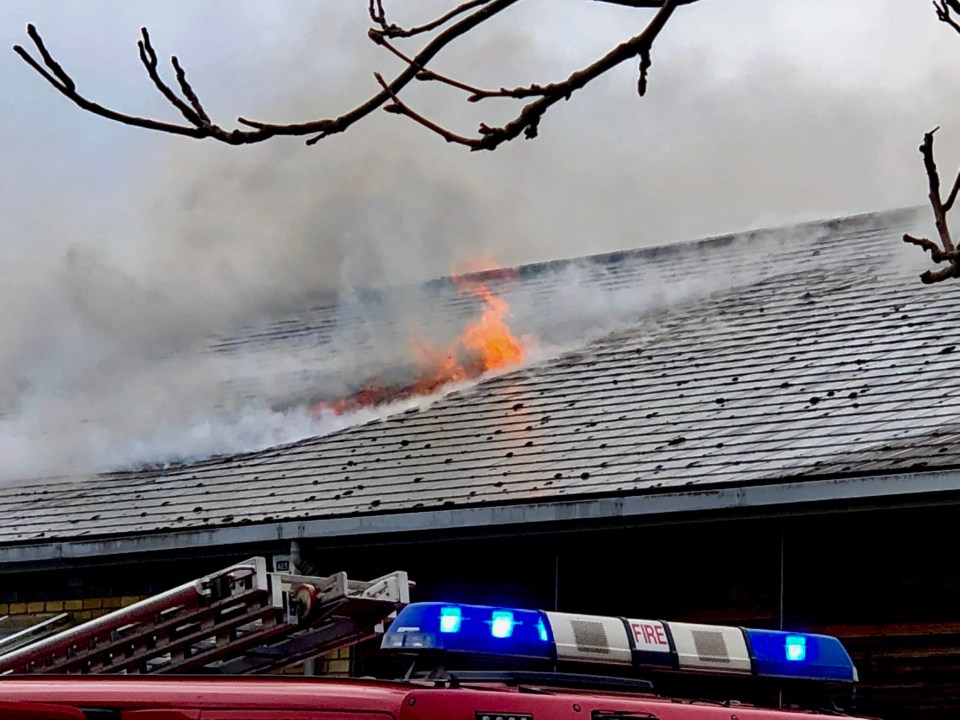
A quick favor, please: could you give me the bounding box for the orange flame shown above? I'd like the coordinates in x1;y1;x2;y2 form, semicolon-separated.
459;281;525;372
313;274;526;416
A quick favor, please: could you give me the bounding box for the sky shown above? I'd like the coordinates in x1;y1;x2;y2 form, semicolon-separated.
0;0;958;479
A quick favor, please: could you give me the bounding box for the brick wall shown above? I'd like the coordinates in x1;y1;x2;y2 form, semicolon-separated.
281;646;352;677
0;594;350;676
1;595;147;623
315;646;352;676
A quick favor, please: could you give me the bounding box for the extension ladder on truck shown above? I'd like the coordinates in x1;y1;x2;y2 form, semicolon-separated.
0;556;411;675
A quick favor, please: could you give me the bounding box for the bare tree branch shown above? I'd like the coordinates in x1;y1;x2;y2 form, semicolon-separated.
14;1;520;146
13;24;207;139
369;0;495;38
902;128;960;283
935;0;960;34
593;0;698;5
13;0;696;150
137;28;206;128
375;72;486;148
903;233;949;263
376;35;549;102
377;0;682;151
22;23;74;91
943;166;960;212
172;57;211;125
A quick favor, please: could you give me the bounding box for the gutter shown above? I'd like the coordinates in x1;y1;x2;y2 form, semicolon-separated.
2;468;959;570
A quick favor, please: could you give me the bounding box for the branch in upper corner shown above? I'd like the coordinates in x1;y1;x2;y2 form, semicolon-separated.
369;0;495;38
902;128;960;283
934;0;960;34
374;35;550;102
14;0;696;151
13;24;208;139
13;0;520;147
376;0;682;151
593;0;698;5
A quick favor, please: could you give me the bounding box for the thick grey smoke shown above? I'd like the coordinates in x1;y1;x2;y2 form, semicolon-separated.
0;0;957;481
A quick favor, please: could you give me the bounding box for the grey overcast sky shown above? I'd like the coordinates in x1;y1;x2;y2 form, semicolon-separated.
2;1;958;294
3;3;959;265
1;1;959;479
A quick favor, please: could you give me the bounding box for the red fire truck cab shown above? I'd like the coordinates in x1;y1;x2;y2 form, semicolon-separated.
0;674;871;720
0;562;874;720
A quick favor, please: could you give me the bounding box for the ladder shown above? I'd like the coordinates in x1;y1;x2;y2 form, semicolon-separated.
0;557;411;676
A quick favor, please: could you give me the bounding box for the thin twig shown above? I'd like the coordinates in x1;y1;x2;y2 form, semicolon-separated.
14;0;519;146
172;56;211;124
369;0;387;27
13;27;207;138
15;0;697;150
377;35;548;102
903;233;949;263
249;0;521;143
637;46;651;96
922;128;954;255
902;127;960;283
137;28;204;127
935;0;960;34
375;72;485;148
380;0;682;151
944;169;960;212
923;265;956;283
25;24;74;91
370;0;494;38
593;0;699;5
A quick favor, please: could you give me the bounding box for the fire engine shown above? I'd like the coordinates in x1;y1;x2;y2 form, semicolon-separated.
0;557;874;720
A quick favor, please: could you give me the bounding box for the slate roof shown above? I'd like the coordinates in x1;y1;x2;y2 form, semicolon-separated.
4;206;959;550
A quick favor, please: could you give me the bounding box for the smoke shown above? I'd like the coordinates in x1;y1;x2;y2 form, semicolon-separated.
0;0;957;481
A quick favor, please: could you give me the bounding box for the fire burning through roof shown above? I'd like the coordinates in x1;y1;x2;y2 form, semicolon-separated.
313;275;528;415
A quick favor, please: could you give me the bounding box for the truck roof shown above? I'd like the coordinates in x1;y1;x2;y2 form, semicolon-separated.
0;676;411;712
0;675;869;720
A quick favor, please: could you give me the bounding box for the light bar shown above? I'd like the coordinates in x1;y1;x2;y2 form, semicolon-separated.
381;603;553;660
746;629;858;683
381;603;858;685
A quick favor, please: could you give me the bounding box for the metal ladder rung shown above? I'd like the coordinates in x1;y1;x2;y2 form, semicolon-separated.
0;558;411;676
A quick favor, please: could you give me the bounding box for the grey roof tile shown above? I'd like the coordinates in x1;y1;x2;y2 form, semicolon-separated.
5;207;960;544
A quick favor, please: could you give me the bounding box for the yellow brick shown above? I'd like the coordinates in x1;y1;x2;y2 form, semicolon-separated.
102;597;122;609
0;603;8;616
44;601;64;613
8;603;26;615
120;596;142;607
73;610;93;622
64;600;83;611
26;602;45;613
81;598;102;610
326;659;350;676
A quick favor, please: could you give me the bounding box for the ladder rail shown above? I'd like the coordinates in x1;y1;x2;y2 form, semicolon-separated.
0;614;71;656
0;558;411;676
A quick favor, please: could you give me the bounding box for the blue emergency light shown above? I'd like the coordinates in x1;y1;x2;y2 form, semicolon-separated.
745;628;857;682
381;602;554;660
381;602;858;685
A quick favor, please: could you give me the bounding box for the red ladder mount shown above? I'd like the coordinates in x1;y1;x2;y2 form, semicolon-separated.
0;557;411;676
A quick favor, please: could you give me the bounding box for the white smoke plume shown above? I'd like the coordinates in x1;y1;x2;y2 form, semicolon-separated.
0;0;955;481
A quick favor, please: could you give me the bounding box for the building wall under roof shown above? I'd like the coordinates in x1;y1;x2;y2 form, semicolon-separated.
3;501;960;720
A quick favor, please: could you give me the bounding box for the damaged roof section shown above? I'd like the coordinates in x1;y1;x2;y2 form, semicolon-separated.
3;206;955;548
197;208;888;412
